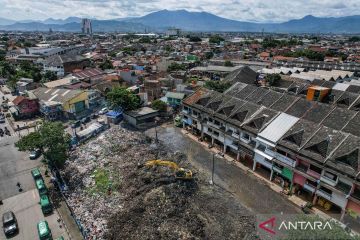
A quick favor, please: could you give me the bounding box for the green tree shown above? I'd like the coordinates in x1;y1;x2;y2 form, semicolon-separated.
16;121;71;167
224;60;234;67
151;99;167;112
99;59;114;70
42;71;58;82
204;81;231;93
205;51;214;60
349;36;360;42
283;215;358;240
266;73;281;86
209;35;225;44
106;87;140;111
167;62;186;72
188;36;202;42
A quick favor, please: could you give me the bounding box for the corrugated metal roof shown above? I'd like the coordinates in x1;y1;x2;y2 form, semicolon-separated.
257;113;299;144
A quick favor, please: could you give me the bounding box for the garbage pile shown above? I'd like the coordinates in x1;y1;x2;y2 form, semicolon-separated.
63;127;257;240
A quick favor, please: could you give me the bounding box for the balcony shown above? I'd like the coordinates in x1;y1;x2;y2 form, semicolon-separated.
182;109;190;114
191;113;199;119
306;169;321;179
265;149;296;167
273;165;282;174
320;175;338;187
316;189;332;200
303;183;316;193
207;121;221;129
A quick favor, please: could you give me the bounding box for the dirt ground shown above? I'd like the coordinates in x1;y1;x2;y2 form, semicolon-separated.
63;127;258;240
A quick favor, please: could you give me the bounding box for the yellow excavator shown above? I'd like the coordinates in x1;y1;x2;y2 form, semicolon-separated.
145;160;193;180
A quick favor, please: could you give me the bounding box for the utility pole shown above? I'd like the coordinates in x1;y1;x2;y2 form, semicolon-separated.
210;153;215;185
210;152;224;185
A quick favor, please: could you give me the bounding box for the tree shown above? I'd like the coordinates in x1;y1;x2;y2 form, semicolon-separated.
167;62;186;72
209;35;225;44
283;215;357;240
42;71;58;82
99;59;114;70
16;121;71;167
151;99;167;112
349;36;360;42
224;60;234;67
266;74;281;86
106;87;140;111
205;52;214;60
204;81;231;93
188;36;202;42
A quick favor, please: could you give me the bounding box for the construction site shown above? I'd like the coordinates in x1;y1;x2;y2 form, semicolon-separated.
61;127;258;240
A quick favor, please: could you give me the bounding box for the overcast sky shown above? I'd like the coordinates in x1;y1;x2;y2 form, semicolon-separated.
0;0;359;22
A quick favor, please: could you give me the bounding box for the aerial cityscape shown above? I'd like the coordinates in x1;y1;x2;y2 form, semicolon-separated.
1;1;360;240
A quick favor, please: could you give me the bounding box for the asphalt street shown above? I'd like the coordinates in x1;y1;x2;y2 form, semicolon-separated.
0;189;69;240
146;124;300;215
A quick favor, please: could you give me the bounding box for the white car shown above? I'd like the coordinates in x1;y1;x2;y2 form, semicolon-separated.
98;107;108;115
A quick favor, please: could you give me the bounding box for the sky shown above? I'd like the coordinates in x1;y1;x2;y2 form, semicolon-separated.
0;0;359;22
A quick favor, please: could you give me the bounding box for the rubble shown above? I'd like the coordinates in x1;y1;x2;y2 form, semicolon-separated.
62;127;257;240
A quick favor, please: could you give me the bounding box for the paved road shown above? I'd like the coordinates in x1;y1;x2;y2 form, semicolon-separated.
0;125;41;200
146;124;300;215
0;189;69;240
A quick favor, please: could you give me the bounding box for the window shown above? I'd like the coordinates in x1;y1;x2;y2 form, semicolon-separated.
277;149;287;156
214;120;220;126
296;162;308;172
213;131;219;137
257;144;266;152
309;164;322;174
208;128;212;133
241;133;250;140
319;186;332;195
324;171;337;181
208;118;213;123
305;180;317;188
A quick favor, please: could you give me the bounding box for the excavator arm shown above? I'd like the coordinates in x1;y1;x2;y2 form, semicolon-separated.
145;160;193;180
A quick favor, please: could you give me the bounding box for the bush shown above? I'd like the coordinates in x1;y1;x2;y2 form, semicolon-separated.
151;99;167;112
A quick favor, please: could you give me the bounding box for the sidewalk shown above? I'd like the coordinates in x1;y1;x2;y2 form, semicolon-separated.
181;129;330;220
41;167;83;240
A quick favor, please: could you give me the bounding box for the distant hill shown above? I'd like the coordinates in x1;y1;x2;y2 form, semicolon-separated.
0;10;359;33
0;20;148;32
42;17;82;25
0;17;16;26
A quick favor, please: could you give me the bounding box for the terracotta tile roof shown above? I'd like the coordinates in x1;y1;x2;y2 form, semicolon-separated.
182;88;209;106
12;96;25;106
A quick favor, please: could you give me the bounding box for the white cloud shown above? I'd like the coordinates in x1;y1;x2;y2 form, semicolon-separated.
0;0;358;22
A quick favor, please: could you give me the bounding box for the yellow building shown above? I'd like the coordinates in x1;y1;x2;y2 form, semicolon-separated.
32;87;90;119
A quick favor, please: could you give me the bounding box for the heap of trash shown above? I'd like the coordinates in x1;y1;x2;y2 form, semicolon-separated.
62;127;257;240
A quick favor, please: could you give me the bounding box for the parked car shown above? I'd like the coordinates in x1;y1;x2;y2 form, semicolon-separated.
40;195;53;215
0;115;5;123
2;211;18;237
81;116;91;124
29;149;41;159
37;220;52;240
31;168;43;181
98;107;108;115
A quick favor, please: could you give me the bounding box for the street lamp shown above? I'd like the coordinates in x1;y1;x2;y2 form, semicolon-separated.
210;152;224;185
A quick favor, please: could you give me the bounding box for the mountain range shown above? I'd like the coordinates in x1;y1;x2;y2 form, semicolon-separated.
0;10;359;33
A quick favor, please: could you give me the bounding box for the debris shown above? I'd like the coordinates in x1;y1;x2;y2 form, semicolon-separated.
62;127;257;240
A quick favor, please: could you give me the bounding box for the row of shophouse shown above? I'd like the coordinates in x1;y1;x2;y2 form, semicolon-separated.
181;81;360;223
